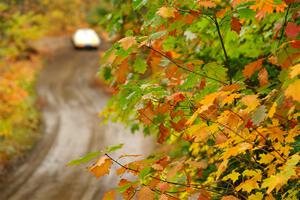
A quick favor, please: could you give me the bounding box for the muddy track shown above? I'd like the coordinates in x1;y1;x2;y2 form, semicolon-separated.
0;43;153;200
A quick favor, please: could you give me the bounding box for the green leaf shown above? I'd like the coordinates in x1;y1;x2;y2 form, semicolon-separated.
237;8;255;19
67;151;101;166
105;143;124;153
251;106;267;126
133;57;148;74
149;31;167;40
133;0;147;10
202;62;228;83
139;167;152;180
118;183;132;193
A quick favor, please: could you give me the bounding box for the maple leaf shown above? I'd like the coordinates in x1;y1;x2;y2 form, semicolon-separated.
138;102;155;125
118;179;136;199
157;7;176;18
258;68;269;86
137;186;155;200
243;58;264;78
222;171;241;183
236;179;259;193
268;102;277;118
170;92;186;105
258;153;274;164
197;189;211;200
197;0;217;8
285;80;300;102
116;59;130;83
285;22;300;38
119;36;137;50
248;192;264;200
221;195;240;200
102;190;116;200
241;95;260;112
158;123;170;144
289;63;300;78
251;105;267;126
231;17;242;34
222;143;253;160
88;156;112;178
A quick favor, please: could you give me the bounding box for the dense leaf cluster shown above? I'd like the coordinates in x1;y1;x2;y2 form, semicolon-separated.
88;0;300;199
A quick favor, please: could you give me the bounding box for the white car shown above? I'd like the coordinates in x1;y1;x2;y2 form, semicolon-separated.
72;28;101;49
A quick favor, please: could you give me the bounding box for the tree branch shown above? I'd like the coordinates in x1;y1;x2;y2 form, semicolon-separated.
213;17;232;84
144;45;228;85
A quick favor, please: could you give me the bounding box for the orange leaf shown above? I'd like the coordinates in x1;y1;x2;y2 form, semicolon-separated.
157;7;176;18
158;123;170;144
197;189;211;200
119;179;135;199
221;195;240;200
258;68;269;86
243;58;264;78
88;156;112;178
170;118;187;132
231;17;242;34
102;190;116;200
137;186;155;200
116;59;130;83
170;92;186;105
138;102;155;125
119;36;137;50
198;0;216;8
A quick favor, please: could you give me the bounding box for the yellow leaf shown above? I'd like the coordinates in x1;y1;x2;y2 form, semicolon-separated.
119;36;137;50
221;195;239;200
285;80;300;102
242;169;262;182
137;186;155;200
222;143;253;160
241;95;260;112
221;93;241;106
262;174;286;194
248;192;264;200
88;156;112;178
102;190;116;200
268;102;277;118
258;153;275;164
157;7;176;18
222;171;240;183
236;179;259;193
289;63;300;78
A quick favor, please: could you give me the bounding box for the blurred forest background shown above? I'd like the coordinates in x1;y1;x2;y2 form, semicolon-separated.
0;0;110;173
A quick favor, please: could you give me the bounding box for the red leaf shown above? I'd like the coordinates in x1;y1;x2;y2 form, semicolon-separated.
231;17;242;34
245;119;254;128
290;40;300;49
158;123;170;144
170;118;187;131
170;92;186;105
285;22;300;38
138;102;155;125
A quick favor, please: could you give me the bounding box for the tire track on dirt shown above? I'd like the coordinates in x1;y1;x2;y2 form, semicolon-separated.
0;43;154;200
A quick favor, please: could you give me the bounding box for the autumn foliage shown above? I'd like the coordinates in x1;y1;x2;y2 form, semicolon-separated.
78;0;300;199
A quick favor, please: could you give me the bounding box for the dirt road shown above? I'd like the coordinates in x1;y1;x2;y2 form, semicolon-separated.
0;43;153;200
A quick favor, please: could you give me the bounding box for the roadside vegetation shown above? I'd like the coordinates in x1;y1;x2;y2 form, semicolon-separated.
0;0;96;171
71;0;300;199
